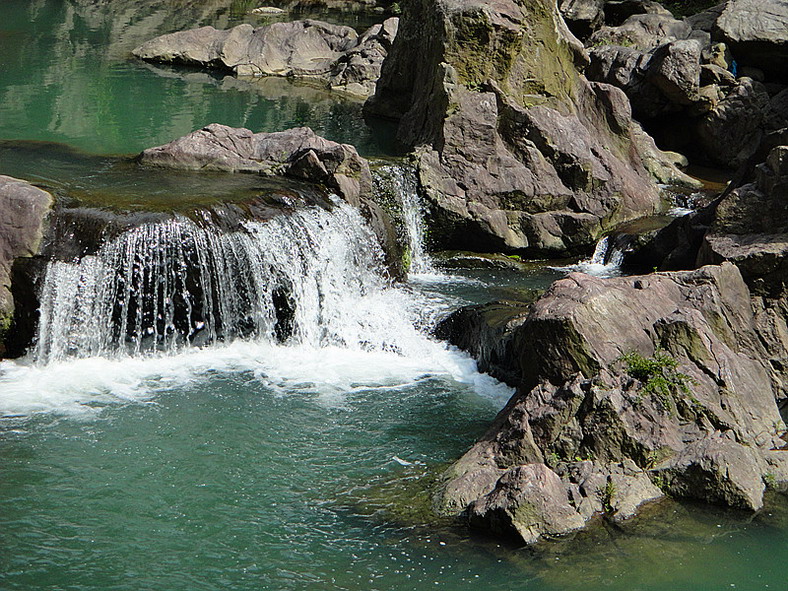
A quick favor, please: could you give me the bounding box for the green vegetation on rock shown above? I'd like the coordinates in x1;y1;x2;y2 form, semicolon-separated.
620;349;694;411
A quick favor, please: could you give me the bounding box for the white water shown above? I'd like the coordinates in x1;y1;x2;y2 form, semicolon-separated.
1;197;513;417
373;165;434;275
33;201;417;363
552;235;626;278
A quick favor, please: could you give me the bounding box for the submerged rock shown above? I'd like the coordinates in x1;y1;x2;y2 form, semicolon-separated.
138;124;404;278
365;0;690;258
0;176;52;356
132;18;398;98
436;263;787;544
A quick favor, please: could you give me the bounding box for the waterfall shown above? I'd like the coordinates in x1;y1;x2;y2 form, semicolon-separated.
589;236;610;265
372;165;434;274
32;201;426;364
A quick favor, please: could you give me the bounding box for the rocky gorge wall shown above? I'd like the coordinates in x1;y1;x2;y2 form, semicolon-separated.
364;0;695;256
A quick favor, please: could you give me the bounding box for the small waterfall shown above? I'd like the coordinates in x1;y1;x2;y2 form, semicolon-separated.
33;201;424;364
373;164;433;274
589;236;611;265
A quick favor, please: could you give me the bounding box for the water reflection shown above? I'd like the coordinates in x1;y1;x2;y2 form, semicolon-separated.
0;0;398;158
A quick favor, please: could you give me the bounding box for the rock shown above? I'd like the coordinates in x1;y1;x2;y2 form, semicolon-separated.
715;0;788;82
700;63;736;86
138;124;405;278
764;88;788;131
604;0;674;26
647;39;702;105
559;0;605;39
696;145;788;296
655;436;767;510
467;464;586;543
588;13;693;51
0;176;52;355
436;263;787;543
686;3;725;33
251;6;286;14
696;78;770;168
435;300;534;386
133;18;398;98
366;0;685;258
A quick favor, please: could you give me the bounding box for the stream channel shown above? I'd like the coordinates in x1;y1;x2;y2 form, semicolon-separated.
0;2;786;590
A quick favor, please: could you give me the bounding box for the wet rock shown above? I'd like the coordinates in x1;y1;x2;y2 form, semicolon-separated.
467;464;587;543
138;124;405;278
0;176;52;355
714;0;788;82
435;300;534;387
133;18;398;98
436;263;787;543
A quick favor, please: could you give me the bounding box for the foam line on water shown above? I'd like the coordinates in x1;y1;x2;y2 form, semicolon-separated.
0;339;513;418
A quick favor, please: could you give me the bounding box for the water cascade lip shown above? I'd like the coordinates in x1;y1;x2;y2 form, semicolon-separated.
1;187;515;418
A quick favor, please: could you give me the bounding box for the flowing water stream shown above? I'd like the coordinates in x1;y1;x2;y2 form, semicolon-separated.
1;2;786;590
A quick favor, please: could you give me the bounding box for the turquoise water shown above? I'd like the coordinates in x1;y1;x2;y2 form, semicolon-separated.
0;0;397;158
0;2;786;590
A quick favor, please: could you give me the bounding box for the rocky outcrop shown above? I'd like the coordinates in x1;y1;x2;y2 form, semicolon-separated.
714;0;788;83
138;124;404;277
585;1;788;168
132;18;398;98
436;263;788;544
0;176;52;355
631;143;788;298
365;0;692;258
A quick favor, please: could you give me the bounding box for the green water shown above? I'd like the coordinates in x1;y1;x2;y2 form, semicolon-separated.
0;0;397;159
0;1;787;590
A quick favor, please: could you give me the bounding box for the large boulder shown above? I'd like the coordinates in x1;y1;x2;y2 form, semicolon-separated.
138;124;405;278
436;263;788;543
559;0;605;39
0;176;52;355
714;0;788;82
365;0;690;258
588;13;696;50
133;18;399;98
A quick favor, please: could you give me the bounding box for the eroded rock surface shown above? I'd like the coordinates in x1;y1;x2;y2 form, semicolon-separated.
133;18;398;98
0;176;52;355
365;0;691;258
437;263;788;543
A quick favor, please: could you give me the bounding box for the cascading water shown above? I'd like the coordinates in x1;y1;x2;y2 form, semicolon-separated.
32;200;426;364
588;235;626;268
373;165;434;275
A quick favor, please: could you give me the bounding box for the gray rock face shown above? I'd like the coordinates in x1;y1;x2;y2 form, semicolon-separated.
697;145;788;296
715;0;788;82
138;124;404;278
366;0;688;257
437;263;787;543
0;176;52;355
588;13;694;50
696;78;770;168
133;18;398;98
559;0;605;39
